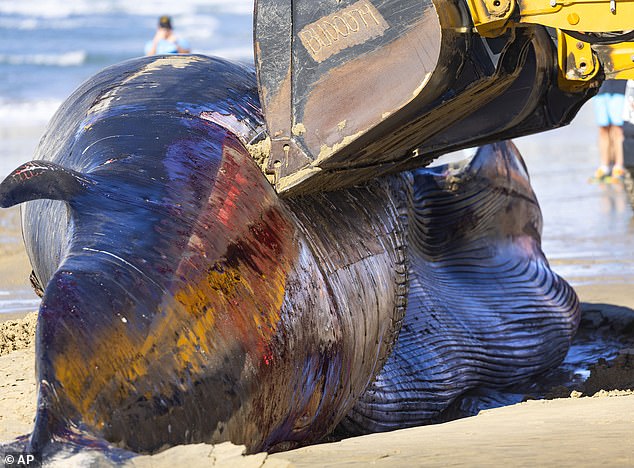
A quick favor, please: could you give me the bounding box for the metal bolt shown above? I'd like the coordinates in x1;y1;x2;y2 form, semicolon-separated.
576;42;584;50
550;0;557;7
567;13;580;25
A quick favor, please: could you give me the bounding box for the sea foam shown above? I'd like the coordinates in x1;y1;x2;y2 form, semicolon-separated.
0;51;87;67
0;99;61;123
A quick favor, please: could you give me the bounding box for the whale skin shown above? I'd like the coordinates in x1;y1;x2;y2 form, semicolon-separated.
0;55;579;458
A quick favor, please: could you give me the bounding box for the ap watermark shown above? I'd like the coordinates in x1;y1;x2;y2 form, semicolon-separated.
2;452;40;467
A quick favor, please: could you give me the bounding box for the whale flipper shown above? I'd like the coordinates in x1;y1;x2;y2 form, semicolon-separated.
340;141;580;433
0;161;92;208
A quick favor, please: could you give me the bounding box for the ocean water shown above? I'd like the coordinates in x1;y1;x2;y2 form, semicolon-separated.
0;0;254;155
515;105;634;288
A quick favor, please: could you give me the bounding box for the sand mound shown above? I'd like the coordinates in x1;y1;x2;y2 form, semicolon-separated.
0;312;37;356
583;350;634;395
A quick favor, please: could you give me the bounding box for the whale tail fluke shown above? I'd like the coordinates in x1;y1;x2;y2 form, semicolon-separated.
0;161;92;209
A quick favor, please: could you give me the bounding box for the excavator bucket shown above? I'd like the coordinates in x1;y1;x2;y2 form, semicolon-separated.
254;0;597;196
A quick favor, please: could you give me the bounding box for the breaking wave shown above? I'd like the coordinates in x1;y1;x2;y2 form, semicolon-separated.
0;50;87;67
0;99;61;123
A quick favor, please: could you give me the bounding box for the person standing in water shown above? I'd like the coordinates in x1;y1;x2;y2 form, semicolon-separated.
145;16;191;55
622;80;634;167
592;79;627;182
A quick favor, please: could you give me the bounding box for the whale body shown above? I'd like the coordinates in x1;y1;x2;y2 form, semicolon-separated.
0;55;579;457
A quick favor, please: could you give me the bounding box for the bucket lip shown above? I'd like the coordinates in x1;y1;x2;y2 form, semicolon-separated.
255;0;448;194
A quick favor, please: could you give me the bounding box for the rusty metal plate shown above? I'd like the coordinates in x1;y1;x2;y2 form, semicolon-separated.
255;0;447;193
254;0;596;196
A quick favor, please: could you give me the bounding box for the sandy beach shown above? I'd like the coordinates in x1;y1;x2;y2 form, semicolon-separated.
1;292;633;467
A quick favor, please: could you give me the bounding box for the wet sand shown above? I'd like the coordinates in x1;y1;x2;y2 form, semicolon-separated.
0;103;633;465
0;206;39;317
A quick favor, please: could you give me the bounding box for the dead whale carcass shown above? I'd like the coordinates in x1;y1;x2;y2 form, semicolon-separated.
0;55;579;456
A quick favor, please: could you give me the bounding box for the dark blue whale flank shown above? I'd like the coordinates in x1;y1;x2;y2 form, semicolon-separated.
0;55;579;459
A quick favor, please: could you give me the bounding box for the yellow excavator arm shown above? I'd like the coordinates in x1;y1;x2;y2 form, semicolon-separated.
253;0;634;195
466;0;634;87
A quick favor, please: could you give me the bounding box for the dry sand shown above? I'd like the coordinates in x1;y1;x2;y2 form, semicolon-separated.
0;286;632;467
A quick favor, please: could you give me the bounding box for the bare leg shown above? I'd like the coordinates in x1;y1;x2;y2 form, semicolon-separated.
596;125;614;179
610;125;625;169
598;125;613;169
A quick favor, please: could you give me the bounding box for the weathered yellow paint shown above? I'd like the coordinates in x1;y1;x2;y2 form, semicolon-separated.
554;31;601;92
595;42;634;80
518;0;634;33
468;0;634;35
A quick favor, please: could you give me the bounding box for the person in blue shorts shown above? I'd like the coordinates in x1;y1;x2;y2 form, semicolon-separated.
145;16;191;56
593;79;627;181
